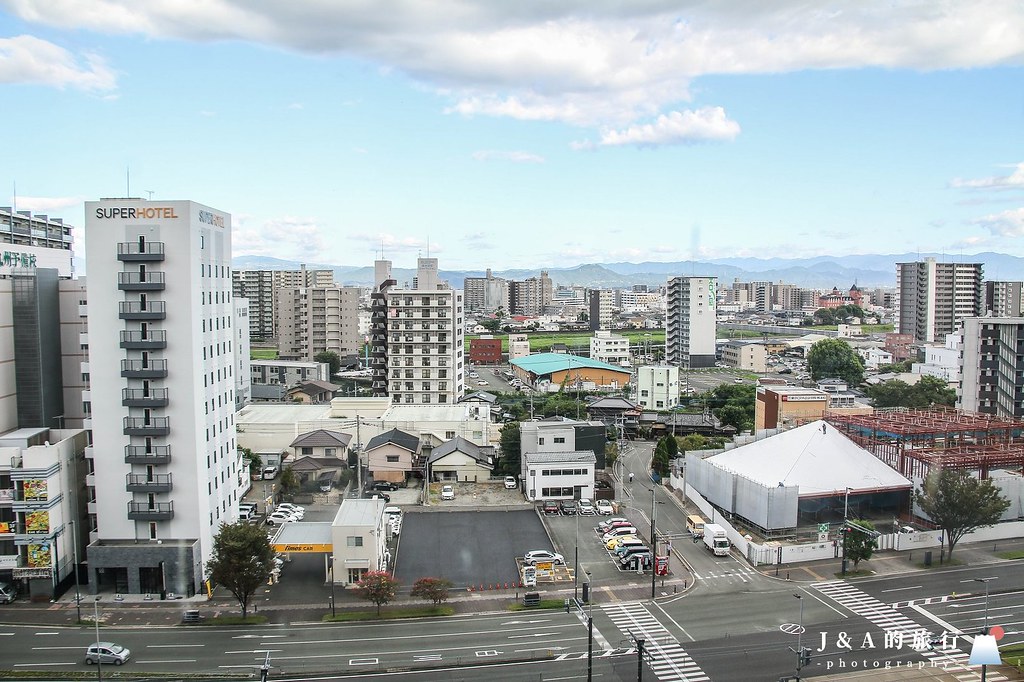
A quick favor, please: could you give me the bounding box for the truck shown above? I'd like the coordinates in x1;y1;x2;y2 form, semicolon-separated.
702;523;730;556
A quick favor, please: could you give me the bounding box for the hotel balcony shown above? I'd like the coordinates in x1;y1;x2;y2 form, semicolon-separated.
123;416;170;437
124;445;171;465
126;501;174;521
121;359;168;378
118;271;166;291
125;473;173;493
117;242;165;261
122;387;169;407
119;300;166;320
120;330;167;350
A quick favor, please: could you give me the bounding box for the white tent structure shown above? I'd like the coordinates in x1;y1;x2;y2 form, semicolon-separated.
686;420;912;532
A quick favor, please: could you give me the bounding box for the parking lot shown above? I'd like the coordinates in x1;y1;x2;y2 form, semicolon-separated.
394;509;552;589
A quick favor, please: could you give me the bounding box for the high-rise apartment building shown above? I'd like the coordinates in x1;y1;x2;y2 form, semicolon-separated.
588;289;616;331
896;259;983;343
0;206;75;253
508;271;552;315
231;266;334;342
666;276;717;368
959;317;1024;418
463;268;509;313
275;284;361;361
985;281;1024;318
369;260;395;398
84;199;238;596
386;258;465;405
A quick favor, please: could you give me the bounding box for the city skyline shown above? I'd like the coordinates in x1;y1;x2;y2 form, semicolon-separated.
1;2;1023;269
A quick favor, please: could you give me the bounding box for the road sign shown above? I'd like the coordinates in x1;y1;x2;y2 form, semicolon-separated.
780;623;806;635
818;523;829;533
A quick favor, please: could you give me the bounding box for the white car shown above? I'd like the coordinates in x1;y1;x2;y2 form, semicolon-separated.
441;484;455;500
469;372;480;378
504;476;517;489
476;380;489;386
523;550;565;566
275;504;304;519
266;511;298;525
603;526;638;543
595;499;614;515
577;499;595;515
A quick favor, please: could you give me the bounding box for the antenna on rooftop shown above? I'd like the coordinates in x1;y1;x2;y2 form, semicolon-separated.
145;190;154;200
126;166;131;197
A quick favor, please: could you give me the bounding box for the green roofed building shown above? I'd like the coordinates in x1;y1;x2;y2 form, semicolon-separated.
510;353;631;392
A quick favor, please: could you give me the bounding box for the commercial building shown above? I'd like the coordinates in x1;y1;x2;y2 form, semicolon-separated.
468;336;502;365
510;353;631;392
958;317;1024;418
666;276;717;368
755;385;829;431
721;340;767;373
84;199;239;596
635;365;680;411
386;258;466;406
508;333;530;361
251;359;331;388
896;258;983;343
331;498;387;586
589;330;630;366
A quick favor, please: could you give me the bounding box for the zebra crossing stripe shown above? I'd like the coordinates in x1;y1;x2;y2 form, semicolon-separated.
601;603;710;681
811;581;1007;682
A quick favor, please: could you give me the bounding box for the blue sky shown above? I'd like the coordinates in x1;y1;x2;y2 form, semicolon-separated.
1;2;1023;271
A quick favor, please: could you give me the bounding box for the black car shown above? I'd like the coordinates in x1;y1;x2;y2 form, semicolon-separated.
559;499;578;515
542;500;560;515
368;492;391;503
372;481;399;492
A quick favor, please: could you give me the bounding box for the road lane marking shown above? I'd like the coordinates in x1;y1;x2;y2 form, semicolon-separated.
508;632;556;639
413;654;442;661
147;643;205;648
882;585;923;592
14;663;76;667
138;659;197;664
264;623;581;646
909;604;967;641
31;646;84;650
34;632;60;636
349;658;379;665
797;585;849;619
653;599;695;642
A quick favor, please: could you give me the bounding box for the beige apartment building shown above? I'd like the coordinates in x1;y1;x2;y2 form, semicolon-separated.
276;284;362;362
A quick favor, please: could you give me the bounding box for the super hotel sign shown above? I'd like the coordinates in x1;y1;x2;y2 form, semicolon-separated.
274;543;333;553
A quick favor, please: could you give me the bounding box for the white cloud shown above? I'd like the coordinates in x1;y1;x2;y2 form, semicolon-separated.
951;162;1024;190
471;150;544;163
287;102;303;109
233;214;329;260
7;1;1024;136
13;195;82;212
0;34;115;90
346;232;439;255
595;107;740;147
972;207;1024;237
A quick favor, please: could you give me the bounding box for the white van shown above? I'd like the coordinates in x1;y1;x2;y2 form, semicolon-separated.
237;504;256;520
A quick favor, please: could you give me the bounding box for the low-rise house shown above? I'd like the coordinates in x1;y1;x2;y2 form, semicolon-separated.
287;380;342;404
364;428;420;484
288;429;353;489
427;437;495;482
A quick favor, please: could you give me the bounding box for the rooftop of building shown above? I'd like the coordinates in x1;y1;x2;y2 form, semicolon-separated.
523;451;597;464
236;403;334;424
511;352;632;376
380;404;480;422
334;498;385;527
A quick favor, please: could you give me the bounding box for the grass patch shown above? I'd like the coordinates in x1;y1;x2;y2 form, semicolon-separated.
914;558;963;569
323;605;453;622
997;550;1024;560
195;615;268;626
250;348;278;360
1000;642;1024;669
508;599;566;611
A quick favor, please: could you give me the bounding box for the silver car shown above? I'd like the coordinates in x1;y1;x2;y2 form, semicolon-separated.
85;642;131;665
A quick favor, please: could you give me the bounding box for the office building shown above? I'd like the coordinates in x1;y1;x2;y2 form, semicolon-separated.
666;276;717;368
985;281;1024;318
386;258;465;405
896;259;983;343
84;199;238;596
589;330;630;365
958;317;1024;418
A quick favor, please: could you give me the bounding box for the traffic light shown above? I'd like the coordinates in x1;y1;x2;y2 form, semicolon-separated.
800;647;811;667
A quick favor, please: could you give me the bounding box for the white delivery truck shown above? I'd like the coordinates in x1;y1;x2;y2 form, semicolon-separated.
702;523;730;556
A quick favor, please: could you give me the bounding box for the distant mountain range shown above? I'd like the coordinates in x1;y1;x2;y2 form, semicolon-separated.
232;252;1024;290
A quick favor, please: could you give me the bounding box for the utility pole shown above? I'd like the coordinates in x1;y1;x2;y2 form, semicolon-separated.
650;485;658;599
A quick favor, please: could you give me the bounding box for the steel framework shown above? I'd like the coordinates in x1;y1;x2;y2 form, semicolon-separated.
826;408;1024;479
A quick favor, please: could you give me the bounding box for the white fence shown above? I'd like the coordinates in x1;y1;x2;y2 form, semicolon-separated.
675;478;1024;568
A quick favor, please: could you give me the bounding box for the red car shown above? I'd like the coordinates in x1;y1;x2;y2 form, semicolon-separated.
542;500;560;515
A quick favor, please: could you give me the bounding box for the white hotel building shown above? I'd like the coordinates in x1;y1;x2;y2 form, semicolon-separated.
84;199;240;596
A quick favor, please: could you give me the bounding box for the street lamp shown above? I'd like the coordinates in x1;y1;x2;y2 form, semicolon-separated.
329;556;336;618
841;486;852;576
93;597;102;682
794;593;807;681
974;577;993;682
646;486;665;599
574;508;580;601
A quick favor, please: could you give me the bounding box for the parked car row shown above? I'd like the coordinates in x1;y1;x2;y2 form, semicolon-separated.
599;520;653;569
538;498;610;515
523;549;565;566
266;503;306;525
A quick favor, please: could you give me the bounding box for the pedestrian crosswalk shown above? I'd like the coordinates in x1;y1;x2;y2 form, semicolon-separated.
601;602;710;681
690;564;758;583
890;595;951;609
812;580;1007;682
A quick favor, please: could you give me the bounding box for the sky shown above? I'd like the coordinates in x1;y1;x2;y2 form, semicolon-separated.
1;1;1023;272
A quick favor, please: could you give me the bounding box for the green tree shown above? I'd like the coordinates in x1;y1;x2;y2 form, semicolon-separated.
604;441;619;469
480;318;502;332
806;338;865;385
356;570;399;615
314;350;342;375
866;375;956;408
280;465;299;495
704;383;756;432
239;447;262;471
915;468;1011;559
661;435;679;458
206;522;275;617
652;439;671;479
679;434;708;451
845;520;878;569
410;577;453;605
498;422;521;476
